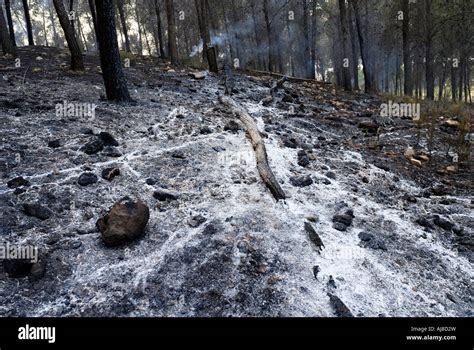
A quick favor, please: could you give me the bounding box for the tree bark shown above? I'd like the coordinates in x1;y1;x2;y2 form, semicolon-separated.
0;4;15;55
22;0;34;45
338;0;351;90
53;0;85;70
5;0;15;46
219;95;286;201
88;0;100;49
153;0;166;57
348;3;359;90
424;0;435;100
117;0;131;53
402;0;412;96
165;0;178;65
95;0;132;101
350;0;371;92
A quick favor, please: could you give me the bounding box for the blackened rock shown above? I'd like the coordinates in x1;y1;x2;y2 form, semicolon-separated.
290;175;313;187
48;139;61;148
99;131;119;146
333;222;347;232
358;232;387;251
3;259;33;278
328;293;354;317
326;171;337;180
102;146;122;157
97;198;150;247
145;178;157;186
23;203;52;220
433;215;453;232
102;167;120;181
224;120;240;132
78;172;98;186
297;150;310;167
188;215;207;228
313;265;320;279
332;213;353;227
305;222;324;253
202;222;219;235
80;138;104;155
282;94;294;103
7;176;30;189
200;126;213;134
153;189;179;201
328;276;337;289
416;216;434;229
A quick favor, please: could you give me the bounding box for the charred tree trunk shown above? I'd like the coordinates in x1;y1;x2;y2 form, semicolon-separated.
53;0;84;71
22;0;35;45
88;0;100;49
0;4;15;55
338;0;351;90
95;0;131;101
348;3;359;90
350;0;371;92
451;63;457;101
309;0;318;79
165;0;178;65
219;95;286;201
402;0;412;96
153;0;166;57
263;0;277;73
424;0;435;100
117;0;131;53
5;0;15;46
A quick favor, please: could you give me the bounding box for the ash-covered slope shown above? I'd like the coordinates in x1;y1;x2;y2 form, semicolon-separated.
0;48;472;317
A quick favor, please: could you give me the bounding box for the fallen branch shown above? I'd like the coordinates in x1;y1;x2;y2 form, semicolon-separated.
240;68;332;85
219;95;286;200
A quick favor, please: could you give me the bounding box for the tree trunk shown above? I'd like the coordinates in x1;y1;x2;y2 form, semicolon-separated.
348;3;359;90
88;0;100;49
338;0;351;90
0;4;15;55
22;0;35;45
5;0;15;46
424;0;435;100
200;0;218;72
117;0;131;53
309;0;318;79
263;0;277;72
135;5;143;55
53;0;84;71
153;0;166;57
165;0;178;65
250;2;265;70
451;64;457;101
95;0;131;101
402;0;412;96
350;0;371;92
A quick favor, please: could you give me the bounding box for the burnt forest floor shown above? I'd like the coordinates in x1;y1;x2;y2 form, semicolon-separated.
0;46;472;317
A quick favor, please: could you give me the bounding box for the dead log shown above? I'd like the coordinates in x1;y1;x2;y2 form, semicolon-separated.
240;68;332;85
219;95;286;200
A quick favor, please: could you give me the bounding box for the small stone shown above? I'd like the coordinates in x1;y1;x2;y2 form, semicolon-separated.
23;203;52;220
97;198;150;247
153;189;179;201
313;265;320;280
7;176;30;189
80;138;104;155
78;172;98;186
333;222;347;231
102;146;122;157
297;150;310;167
200;126;213;134
433;215;453;232
328;293;353;317
102;167;120;181
290;175;313;187
48;139;61;148
328;275;337;289
188;215;207;228
99;131;119;146
326;171;337;180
